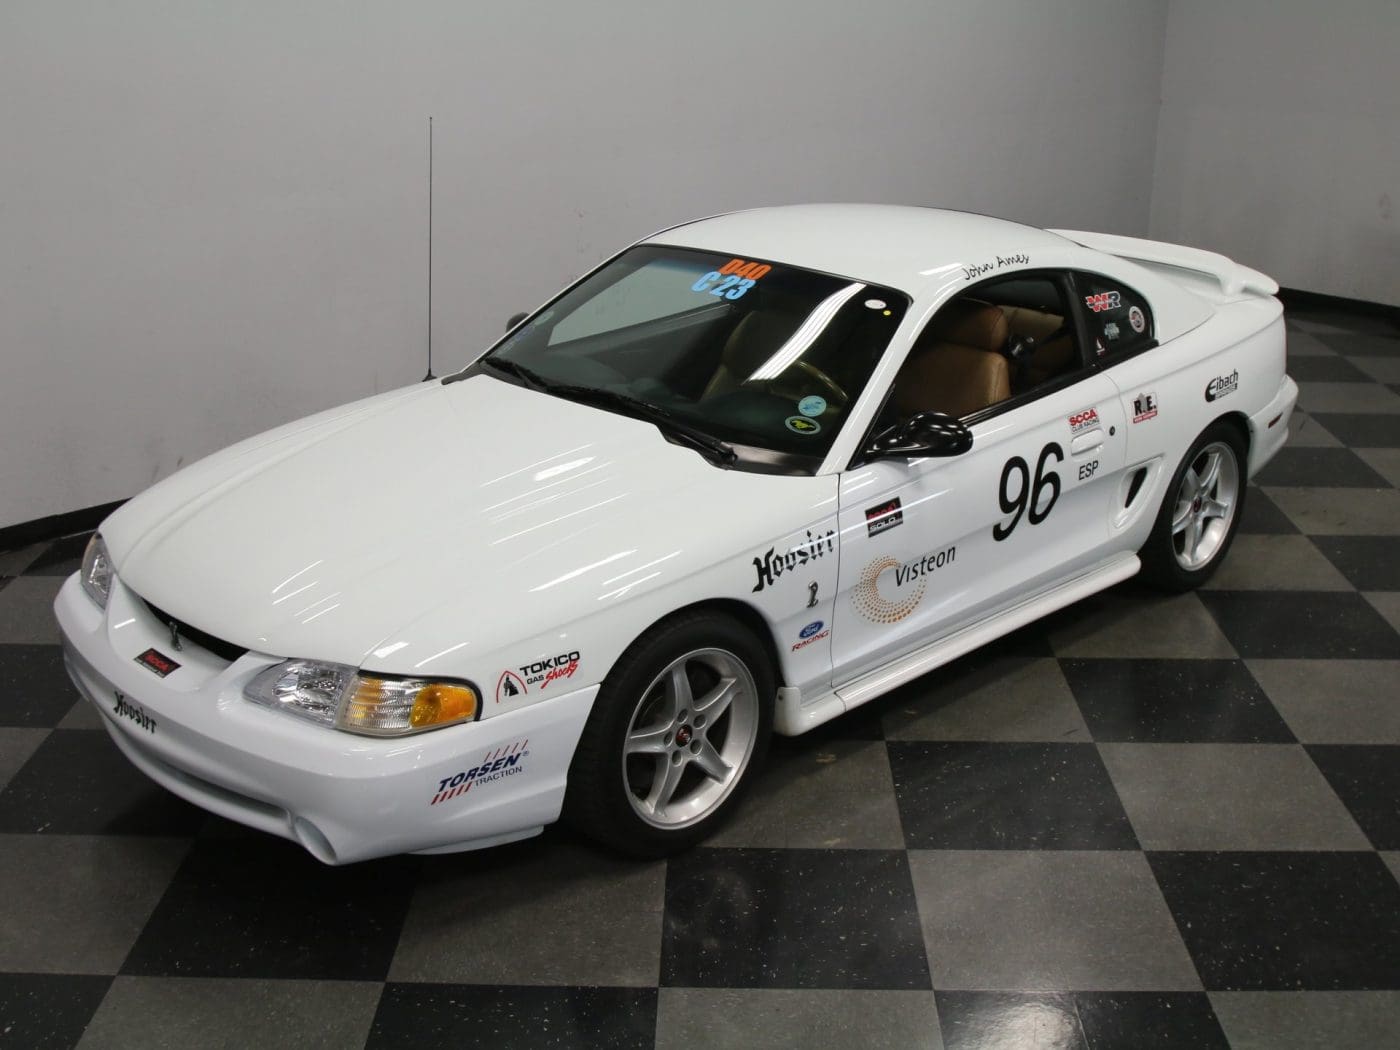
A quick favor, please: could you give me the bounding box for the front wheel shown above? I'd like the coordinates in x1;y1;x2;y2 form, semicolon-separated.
565;611;773;856
1139;421;1248;591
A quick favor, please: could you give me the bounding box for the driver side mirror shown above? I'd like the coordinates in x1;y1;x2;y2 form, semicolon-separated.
506;311;529;332
869;411;973;459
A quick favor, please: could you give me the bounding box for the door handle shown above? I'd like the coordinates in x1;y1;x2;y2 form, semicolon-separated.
1071;430;1104;455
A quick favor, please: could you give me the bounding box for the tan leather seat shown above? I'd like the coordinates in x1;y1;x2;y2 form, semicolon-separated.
702;311;805;399
894;301;1011;418
1001;305;1075;386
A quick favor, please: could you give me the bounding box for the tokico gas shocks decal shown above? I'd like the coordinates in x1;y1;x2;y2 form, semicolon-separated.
430;740;530;806
751;529;836;592
518;652;580;690
851;547;955;625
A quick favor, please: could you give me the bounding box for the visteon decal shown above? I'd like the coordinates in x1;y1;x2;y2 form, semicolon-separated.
1205;370;1239;402
430;740;530;806
751;529;836;593
851;546;956;625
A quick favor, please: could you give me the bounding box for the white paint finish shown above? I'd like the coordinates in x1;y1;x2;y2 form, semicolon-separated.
1150;1;1400;307
0;0;1170;528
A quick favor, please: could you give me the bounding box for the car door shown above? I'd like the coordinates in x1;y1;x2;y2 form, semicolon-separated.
829;273;1127;684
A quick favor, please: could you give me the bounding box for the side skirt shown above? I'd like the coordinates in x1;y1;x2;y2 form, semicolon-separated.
772;553;1140;736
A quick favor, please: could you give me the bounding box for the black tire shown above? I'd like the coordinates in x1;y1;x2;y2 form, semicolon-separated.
564;610;774;857
1139;420;1249;591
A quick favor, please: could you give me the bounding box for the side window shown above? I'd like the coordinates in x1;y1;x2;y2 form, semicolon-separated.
887;272;1084;424
1076;273;1154;358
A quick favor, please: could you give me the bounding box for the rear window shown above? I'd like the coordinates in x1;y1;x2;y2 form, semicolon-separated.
1076;273;1154;358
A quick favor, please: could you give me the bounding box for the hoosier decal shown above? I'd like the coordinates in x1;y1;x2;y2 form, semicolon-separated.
751;529;836;593
112;691;157;734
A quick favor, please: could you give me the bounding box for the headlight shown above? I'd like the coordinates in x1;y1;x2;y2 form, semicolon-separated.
243;659;480;736
80;534;114;609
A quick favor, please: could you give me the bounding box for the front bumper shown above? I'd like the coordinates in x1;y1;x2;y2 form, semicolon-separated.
54;575;596;864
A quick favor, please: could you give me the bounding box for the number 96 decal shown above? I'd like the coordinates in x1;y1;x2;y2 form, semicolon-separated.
994;442;1064;542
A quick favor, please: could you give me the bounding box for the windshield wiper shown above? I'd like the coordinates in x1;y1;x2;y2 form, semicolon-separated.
549;384;737;467
474;356;549;391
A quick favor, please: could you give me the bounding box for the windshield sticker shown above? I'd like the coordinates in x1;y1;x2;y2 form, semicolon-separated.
791;620;830;652
1104;322;1120;340
691;258;771;302
865;497;903;537
798;395;827;417
1133;391;1159;423
785;416;820;435
1085;291;1122;313
751;529;836;593
1129;306;1146;333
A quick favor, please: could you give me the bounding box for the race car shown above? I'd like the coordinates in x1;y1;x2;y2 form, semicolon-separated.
55;204;1297;863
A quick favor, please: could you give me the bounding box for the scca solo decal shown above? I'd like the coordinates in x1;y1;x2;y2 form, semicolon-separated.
751;529;835;593
865;497;903;537
135;647;180;678
431;740;530;806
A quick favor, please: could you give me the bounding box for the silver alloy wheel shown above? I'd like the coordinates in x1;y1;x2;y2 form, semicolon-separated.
621;647;760;830
1170;440;1241;571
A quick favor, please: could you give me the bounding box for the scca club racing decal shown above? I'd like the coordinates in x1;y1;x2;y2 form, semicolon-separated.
1068;408;1100;436
1084;291;1122;313
1132;391;1159;423
1205;370;1239;402
518;651;580;691
112;691;157;734
850;546;955;625
791;620;829;651
430;740;530;806
865;497;903;538
752;529;836;593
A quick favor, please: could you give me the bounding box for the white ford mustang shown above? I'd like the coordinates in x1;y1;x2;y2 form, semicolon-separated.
56;204;1297;863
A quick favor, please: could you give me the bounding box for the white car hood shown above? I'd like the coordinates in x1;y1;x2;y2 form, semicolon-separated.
103;374;825;667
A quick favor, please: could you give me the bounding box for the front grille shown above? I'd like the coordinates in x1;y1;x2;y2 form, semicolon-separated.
141;599;249;663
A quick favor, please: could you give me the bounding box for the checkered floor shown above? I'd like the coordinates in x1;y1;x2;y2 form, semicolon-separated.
2;303;1398;1050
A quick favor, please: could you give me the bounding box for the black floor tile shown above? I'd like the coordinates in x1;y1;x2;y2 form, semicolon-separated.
1310;413;1400;450
1147;851;1400;990
1286;357;1373;381
0;728;206;835
0;973;111;1050
22;534;93;577
936;991;1086;1050
1307;745;1400;849
0;645;76;727
888;741;1138;849
1314;331;1400;355
1062;658;1293;743
1236;486;1298;535
1314;535;1400;590
660;847;929;989
1075;991;1229;1050
367;984;657;1050
1252;447;1391;488
1198;591;1400;659
122;838;419;980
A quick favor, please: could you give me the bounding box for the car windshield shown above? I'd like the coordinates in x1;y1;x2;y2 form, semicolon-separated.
479;245;909;471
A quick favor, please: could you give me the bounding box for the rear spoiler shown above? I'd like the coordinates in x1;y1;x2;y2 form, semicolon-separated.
1050;229;1279;297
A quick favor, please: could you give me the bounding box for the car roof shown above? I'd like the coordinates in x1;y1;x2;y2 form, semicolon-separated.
647;204;1075;296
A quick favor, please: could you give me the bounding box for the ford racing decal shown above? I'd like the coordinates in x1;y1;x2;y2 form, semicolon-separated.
791;620;830;651
431;740;530;806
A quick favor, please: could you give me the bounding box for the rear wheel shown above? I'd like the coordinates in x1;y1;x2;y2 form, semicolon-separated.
565;611;773;856
1140;421;1248;591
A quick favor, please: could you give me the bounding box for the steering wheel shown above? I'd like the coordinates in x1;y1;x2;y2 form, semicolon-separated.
768;360;849;408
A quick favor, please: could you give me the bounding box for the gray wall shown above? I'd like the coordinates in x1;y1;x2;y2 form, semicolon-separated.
3;1;1173;528
1151;0;1400;307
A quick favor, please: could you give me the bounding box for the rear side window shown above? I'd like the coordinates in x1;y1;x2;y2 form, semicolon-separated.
1076;273;1153;358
